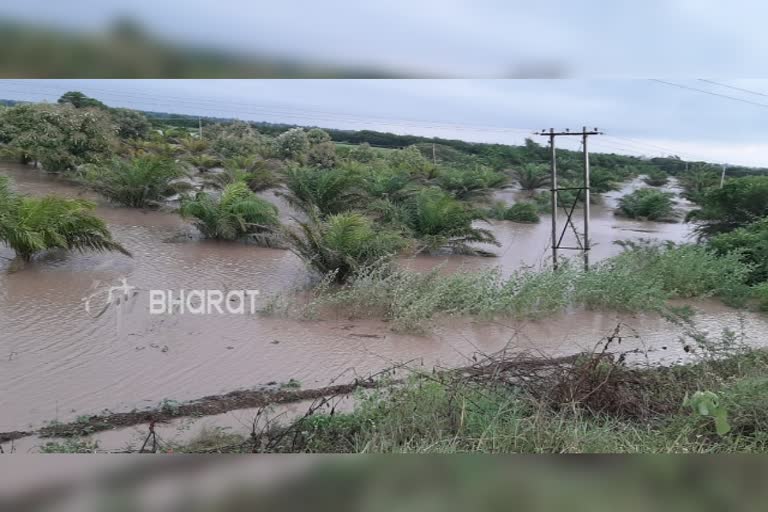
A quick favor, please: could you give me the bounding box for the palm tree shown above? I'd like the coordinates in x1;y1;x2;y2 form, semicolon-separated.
512;163;550;193
205;157;282;192
402;188;499;255
0;179;130;261
282;210;406;282
80;156;185;208
179;182;280;242
280;166;366;216
433;166;507;200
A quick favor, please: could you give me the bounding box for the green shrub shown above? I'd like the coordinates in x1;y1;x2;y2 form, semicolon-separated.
687;176;768;237
709;218;768;284
617;188;676;221
643;169;669;187
504;202;540;223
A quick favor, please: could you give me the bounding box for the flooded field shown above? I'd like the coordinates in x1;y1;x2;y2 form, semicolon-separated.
2;163;766;436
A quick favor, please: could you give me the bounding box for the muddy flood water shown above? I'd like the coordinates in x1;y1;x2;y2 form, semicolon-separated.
2;163;768;437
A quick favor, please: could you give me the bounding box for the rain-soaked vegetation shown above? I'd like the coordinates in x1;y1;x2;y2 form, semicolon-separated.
3;91;768;454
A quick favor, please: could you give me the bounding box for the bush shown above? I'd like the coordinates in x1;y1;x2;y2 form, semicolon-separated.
179;182;279;241
709;218;768;284
687;176;768;237
80;156;184;208
643;169;669;187
617;188;676;221
307;141;338;169
274;128;310;161
504;202;540;223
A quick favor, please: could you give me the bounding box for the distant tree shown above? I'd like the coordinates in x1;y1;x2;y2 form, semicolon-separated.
307;128;332;145
274;128;310;161
111;108;151;140
57;91;107;110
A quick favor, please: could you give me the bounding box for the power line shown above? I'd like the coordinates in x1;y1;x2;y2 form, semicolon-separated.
697;79;768;98
649;79;768;110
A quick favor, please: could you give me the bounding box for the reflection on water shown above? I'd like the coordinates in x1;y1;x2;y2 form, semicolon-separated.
1;164;765;431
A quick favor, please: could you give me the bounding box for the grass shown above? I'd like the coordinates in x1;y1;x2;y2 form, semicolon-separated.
141;342;768;454
273;241;753;332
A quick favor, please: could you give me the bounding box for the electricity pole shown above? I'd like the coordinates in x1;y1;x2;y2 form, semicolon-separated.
535;127;602;271
198;117;203;138
720;163;727;188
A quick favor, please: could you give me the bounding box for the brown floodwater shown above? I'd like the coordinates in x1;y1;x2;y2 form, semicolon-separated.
1;163;767;435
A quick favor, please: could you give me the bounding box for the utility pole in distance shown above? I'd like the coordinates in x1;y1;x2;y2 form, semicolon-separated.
535;127;602;271
720;163;727;188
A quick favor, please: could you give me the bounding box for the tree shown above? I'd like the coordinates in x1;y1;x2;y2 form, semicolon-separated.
307;128;332;145
180;182;279;241
307;141;338;169
57;91;107;110
282;211;406;282
274;128;310;161
512;163;550;193
349;142;376;163
0;177;129;261
434;166;506;200
80;156;184;208
281;166;365;216
401;188;499;255
0;103;115;171
617;188;676;221
111;108;151;140
687;176;768;237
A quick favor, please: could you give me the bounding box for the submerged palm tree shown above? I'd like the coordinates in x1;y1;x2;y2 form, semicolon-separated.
282;210;406;282
280;166;366;216
0;178;130;261
179;182;279;241
433;166;507;200
402;188;499;255
81;156;185;208
512;163;550;193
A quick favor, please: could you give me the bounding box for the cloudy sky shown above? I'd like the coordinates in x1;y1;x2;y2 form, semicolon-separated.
0;78;766;167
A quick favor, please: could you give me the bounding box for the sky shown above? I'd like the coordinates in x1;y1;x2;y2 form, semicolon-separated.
0;79;766;167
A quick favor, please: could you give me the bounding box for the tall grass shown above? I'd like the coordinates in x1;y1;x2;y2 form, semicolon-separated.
289;242;753;331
